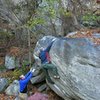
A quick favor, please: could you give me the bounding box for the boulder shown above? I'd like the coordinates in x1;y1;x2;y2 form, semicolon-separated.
30;72;45;84
34;35;100;100
0;78;8;92
5;80;19;96
28;92;48;100
5;55;16;69
30;67;40;77
5;54;21;69
38;84;47;92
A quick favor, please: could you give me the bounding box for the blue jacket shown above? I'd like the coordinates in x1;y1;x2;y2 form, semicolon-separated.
19;71;33;92
39;41;54;64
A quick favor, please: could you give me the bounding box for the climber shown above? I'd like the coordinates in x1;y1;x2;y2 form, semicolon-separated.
19;68;35;100
36;40;60;84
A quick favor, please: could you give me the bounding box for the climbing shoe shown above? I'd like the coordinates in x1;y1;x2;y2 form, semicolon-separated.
54;75;60;79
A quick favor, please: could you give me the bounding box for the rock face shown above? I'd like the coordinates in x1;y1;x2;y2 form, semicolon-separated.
0;78;8;92
5;55;21;69
34;36;100;100
30;72;45;84
5;80;19;96
5;55;16;69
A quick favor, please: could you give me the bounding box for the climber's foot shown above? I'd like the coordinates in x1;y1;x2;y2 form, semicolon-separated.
54;75;60;79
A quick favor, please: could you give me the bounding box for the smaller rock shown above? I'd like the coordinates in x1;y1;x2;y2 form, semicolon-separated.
5;55;16;69
5;80;19;96
31;72;45;84
38;84;47;92
0;78;8;92
14;96;20;100
28;92;48;100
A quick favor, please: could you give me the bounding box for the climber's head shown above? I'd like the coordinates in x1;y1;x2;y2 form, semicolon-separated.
20;75;25;80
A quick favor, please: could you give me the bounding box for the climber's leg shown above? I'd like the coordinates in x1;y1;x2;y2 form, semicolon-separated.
42;68;54;84
42;63;60;79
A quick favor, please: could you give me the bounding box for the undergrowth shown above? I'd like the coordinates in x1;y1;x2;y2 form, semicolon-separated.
0;61;31;84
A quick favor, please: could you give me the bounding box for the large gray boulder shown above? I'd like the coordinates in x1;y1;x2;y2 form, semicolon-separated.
34;35;100;100
0;78;8;92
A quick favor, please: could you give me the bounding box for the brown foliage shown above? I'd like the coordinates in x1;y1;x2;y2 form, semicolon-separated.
0;93;15;100
0;57;4;65
8;47;20;56
8;46;29;57
47;90;63;100
66;29;100;45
